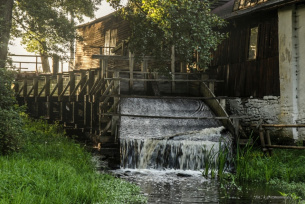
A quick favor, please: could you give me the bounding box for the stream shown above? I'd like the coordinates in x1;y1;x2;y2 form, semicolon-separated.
100;98;287;203
110;168;286;204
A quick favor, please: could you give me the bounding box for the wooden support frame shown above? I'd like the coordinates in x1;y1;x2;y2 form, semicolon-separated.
14;54;237;148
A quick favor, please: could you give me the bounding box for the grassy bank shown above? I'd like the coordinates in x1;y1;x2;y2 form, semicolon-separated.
217;141;305;202
0;116;146;204
235;143;305;199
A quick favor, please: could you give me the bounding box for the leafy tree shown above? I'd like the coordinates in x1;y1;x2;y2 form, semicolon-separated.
0;0;14;68
1;0;101;71
12;0;102;72
0;0;102;153
107;0;227;70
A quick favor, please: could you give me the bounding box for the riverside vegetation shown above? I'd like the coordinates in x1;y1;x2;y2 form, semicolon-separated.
0;68;146;203
204;137;305;203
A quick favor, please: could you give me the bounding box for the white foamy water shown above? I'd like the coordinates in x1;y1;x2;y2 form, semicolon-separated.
119;98;232;170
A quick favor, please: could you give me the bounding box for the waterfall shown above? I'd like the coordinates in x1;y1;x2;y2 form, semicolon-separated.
119;98;232;170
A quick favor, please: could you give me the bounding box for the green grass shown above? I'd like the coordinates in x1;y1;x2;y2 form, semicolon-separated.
231;141;305;200
0;116;146;204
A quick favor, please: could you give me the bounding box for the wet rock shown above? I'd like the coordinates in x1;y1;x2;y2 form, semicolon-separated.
177;173;192;177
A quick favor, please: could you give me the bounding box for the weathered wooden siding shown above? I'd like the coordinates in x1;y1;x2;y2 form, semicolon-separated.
75;14;130;70
210;11;280;98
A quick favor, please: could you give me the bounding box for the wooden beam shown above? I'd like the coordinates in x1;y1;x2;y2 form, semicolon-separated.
104;78;223;82
102;94;242;100
102;113;245;120
265;145;305;149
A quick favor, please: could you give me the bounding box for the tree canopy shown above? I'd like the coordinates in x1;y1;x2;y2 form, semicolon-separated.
0;0;14;68
107;0;227;70
0;0;102;70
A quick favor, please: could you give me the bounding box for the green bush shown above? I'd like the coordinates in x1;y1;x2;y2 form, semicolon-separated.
0;68;16;109
0;68;25;155
0;108;24;155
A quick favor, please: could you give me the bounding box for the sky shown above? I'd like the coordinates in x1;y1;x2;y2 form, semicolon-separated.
8;1;115;71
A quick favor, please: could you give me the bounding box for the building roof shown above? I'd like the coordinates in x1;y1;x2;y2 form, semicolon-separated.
213;0;304;19
76;12;117;28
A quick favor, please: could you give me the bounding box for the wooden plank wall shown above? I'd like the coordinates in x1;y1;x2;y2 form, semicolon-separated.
210;10;280;98
75;14;130;70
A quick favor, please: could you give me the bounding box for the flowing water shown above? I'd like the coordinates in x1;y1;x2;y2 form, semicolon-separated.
112;98;286;203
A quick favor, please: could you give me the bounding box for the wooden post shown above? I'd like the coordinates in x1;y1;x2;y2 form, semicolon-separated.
33;76;39;117
23;76;27;100
171;45;175;93
259;124;267;152
209;81;215;94
111;70;120;137
45;75;51;97
33;76;38;97
180;62;187;73
61;59;64;73
219;99;226;110
141;60;148;92
57;74;64;122
101;59;108;79
35;56;38;73
129;52;134;93
201;74;208;96
79;70;87;98
233;118;240;142
99;47;103;78
266;130;273;156
84;95;90;127
69;71;75;95
45;75;52;120
57;74;63;97
85;70;94;129
88;69;95;94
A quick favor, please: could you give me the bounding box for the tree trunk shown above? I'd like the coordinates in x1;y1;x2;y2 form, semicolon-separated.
52;54;59;74
40;53;51;73
0;0;14;68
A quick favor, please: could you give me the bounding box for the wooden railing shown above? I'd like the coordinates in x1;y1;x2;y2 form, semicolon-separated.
8;54;73;72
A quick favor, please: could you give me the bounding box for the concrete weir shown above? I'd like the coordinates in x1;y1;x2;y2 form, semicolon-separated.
119;98;232;170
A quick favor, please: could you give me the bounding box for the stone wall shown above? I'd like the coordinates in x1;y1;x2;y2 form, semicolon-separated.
226;96;280;125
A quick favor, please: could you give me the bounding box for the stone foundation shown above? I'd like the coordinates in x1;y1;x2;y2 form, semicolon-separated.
226;96;280;125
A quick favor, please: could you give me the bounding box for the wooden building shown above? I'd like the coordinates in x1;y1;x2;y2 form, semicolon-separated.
211;0;305;139
75;12;130;70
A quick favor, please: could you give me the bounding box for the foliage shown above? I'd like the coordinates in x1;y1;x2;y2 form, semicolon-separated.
0;68;25;155
228;139;305;200
279;191;303;204
0;0;14;68
11;0;102;57
0;108;24;155
0;68;16;109
108;0;227;71
0;117;146;203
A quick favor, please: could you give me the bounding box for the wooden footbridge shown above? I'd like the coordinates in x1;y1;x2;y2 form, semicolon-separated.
14;54;239;146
